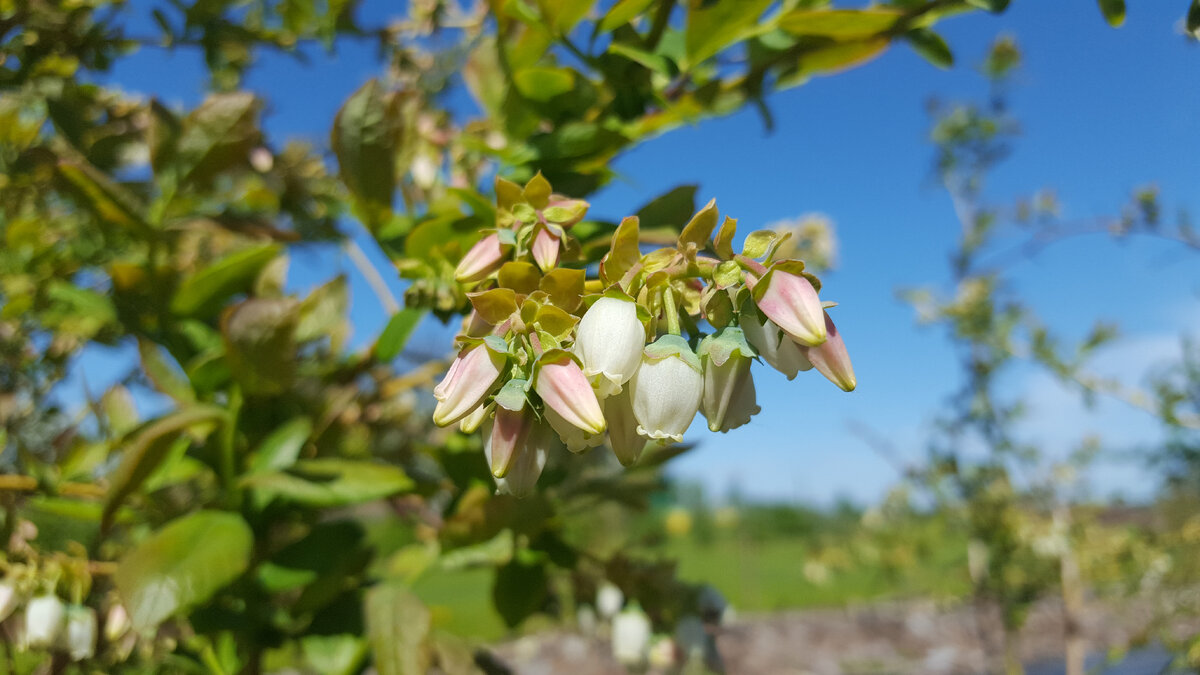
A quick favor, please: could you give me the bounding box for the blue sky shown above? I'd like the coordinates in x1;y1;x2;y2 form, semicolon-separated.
74;1;1200;505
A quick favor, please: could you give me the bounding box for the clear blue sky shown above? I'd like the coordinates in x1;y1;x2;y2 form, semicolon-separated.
71;1;1200;505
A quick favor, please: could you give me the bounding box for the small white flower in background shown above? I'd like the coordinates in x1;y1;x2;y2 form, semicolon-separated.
248;147;273;173
576;604;597;636
0;580;20;623
573;295;645;398
595;582;624;619
611;604;651;666
410;153;439;189
803;560;830;586
741;310;812;380
104;603;131;642
630;335;703;442
65;606;97;661
25;594;65;648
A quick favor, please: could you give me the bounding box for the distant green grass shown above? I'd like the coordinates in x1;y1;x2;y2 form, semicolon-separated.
660;534;971;612
413;531;972;642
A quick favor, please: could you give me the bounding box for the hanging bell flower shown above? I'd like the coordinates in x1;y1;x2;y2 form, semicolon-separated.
432;341;508;427
458;401;492;434
612;603;652;666
698;327;759;433
454;233;510;283
25;594;65;649
65;605;97;661
545;406;605;453
489;407;531;478
605;387;646;466
534;351;606;436
753;266;827;346
0;579;19;623
740;310;813;380
573;295;646;399
485;417;559;497
531;226;562;272
595;582;624;619
630;335;703;442
804;310;856;392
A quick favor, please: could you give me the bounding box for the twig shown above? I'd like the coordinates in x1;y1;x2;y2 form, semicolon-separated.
344;237;401;315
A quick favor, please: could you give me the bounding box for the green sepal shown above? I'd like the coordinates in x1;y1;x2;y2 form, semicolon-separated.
642;334;702;372
496;228;518;247
494;378;529;412
697;326;757;367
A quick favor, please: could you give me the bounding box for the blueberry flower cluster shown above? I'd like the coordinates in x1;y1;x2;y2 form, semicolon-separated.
433;174;855;496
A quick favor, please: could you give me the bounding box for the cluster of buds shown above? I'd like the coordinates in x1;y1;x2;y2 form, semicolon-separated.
434;174;856;496
0;565;119;661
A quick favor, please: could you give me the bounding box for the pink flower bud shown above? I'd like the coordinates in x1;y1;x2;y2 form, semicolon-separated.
455;233;509;283
535;353;606;436
484;417;558;497
433;344;507;427
489;406;530;478
531;227;561;272
741;311;812;380
804;311;856;392
754;270;827;346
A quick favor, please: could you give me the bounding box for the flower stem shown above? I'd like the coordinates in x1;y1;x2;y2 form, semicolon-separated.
663;286;682;336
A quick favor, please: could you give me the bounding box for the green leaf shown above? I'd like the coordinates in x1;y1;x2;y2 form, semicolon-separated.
333;80;401;231
742;229;777;258
175;92;261;188
302;635;369;675
513;67;575;102
603;216;642;286
221;297;300;396
137;338;196;404
250;417;312;474
778;8;901;38
1097;0;1125;27
678;198;719;250
714;216;737;259
492;559;548;628
1190;0;1200;35
365;582;431;675
798;38;890;77
171;244;282;317
964;0;1011;11
104;406;226;529
242;459;414;507
375;308;426;361
115;511;253;632
44;280;117;338
295;276;349;350
56;160;153;234
906;28;954;69
439;530;514;571
685;0;773;69
599;0;656;32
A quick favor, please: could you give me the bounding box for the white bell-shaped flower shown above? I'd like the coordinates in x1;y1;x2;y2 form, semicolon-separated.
0;580;19;623
595;582;624;619
612;604;652;666
573;295;646;398
630;335;703;442
65;605;97;661
741;310;812;380
699;327;760;433
25;594;65;649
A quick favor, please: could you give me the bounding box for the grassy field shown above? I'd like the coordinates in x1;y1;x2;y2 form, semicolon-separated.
412;530;972;642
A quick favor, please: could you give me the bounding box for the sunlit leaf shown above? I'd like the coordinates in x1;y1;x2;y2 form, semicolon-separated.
137;338;196;404
170;244;282;317
1097;0;1125;27
333;79;401;231
778;8;902;38
599;0;656;32
103;406;226;529
175;92;261;188
906;28;954;69
365;582;431;675
249;416;312;474
685;0;773;69
375;308;426;361
115;511;253;632
242;459;414;507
